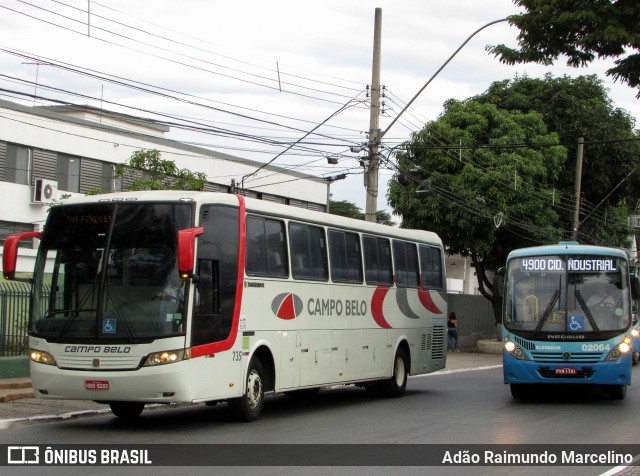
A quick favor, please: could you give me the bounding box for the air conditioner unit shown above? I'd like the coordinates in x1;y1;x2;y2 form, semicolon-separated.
33;179;58;204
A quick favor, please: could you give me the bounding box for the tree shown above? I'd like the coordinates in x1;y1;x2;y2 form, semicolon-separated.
115;149;207;191
329;199;395;226
473;74;640;246
388;99;566;320
486;1;640;96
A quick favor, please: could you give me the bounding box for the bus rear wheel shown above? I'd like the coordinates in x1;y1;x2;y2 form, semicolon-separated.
380;348;408;398
228;359;265;422
109;402;145;419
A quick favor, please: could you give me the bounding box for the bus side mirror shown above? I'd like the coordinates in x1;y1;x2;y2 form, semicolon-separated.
2;231;42;281
177;227;204;279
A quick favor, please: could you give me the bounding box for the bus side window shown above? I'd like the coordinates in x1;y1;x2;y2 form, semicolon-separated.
290;222;328;281
363;235;392;285
419;245;443;290
393;240;419;288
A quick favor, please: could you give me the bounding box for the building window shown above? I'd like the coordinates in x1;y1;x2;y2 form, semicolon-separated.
0;221;34;248
5;144;31;185
57;154;81;193
101;163;121;193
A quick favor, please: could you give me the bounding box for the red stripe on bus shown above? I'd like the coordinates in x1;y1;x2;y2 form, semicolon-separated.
371;286;392;329
418;288;442;314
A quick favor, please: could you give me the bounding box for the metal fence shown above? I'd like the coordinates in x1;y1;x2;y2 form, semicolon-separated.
0;282;31;357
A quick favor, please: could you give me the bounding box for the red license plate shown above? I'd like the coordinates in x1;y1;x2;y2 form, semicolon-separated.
84;380;110;390
554;367;577;375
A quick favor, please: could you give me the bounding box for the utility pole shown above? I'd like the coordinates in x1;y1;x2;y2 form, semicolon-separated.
365;8;382;223
571;137;584;241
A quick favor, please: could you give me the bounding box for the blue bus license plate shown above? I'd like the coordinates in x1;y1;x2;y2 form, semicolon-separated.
555;367;577;375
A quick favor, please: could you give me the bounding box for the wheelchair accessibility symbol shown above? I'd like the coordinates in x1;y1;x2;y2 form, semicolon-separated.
103;319;116;334
568;315;585;332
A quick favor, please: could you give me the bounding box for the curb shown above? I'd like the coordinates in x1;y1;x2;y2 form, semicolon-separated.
0;378;35;402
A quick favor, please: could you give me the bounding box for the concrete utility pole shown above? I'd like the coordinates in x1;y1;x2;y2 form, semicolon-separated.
571;137;584;241
365;8;382;223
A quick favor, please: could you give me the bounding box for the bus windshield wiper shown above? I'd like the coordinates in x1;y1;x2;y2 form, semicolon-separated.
534;290;560;336
575;290;600;334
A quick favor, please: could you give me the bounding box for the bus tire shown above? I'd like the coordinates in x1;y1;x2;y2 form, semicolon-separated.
509;384;529;400
229;359;265;422
632;352;639;366
607;385;626;400
380;347;408;398
109;402;145;419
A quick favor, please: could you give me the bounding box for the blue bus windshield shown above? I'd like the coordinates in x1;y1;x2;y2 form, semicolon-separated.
504;255;630;337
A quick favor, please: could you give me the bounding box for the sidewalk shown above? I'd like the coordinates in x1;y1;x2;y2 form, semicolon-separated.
0;347;503;426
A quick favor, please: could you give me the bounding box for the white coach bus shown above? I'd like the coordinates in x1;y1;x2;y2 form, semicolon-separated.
3;191;447;421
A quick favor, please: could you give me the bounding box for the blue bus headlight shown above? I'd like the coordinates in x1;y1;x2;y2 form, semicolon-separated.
605;338;631;361
631;328;639;338
504;340;528;360
144;348;191;366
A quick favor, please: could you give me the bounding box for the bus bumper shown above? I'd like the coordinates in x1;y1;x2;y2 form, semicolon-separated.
30;360;198;403
502;351;631;386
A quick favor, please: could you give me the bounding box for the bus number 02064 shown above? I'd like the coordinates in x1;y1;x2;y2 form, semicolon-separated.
581;344;611;352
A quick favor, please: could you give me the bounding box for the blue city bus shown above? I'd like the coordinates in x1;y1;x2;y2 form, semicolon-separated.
502;241;639;400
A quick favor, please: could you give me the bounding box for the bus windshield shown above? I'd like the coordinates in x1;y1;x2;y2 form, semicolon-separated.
504;254;630;338
31;202;193;342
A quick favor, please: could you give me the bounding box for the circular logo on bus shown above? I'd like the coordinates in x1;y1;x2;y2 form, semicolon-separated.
271;293;303;320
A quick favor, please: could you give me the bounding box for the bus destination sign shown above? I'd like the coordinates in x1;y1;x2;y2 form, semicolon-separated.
518;258;617;273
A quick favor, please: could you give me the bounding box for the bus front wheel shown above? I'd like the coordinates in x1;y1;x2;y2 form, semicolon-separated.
228;359;265;422
109;402;145;419
607;385;626;400
509;384;530;400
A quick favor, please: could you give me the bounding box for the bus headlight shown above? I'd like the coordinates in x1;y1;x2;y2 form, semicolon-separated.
29;348;57;366
631;328;639;338
144;348;191;367
606;339;631;361
504;340;528;360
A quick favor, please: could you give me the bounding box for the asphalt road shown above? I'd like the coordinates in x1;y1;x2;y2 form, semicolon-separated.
1;361;639;476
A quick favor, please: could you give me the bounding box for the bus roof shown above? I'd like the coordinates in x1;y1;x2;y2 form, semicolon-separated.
506;241;628;261
51;190;442;246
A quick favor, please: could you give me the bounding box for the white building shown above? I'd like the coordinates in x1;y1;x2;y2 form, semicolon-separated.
0;98;329;273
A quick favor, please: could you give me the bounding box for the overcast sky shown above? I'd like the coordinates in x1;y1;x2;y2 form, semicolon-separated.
1;0;638;219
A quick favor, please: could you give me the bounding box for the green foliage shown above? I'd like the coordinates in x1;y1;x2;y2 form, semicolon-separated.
116;149;206;191
487;1;640;96
388;100;566;275
474;74;640;247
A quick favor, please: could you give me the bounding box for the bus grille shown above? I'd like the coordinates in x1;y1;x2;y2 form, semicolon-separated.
530;352;602;364
538;367;595;379
431;326;445;358
56;355;143;370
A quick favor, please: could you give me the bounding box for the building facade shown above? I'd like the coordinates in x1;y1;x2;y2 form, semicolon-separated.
0;99;329;272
